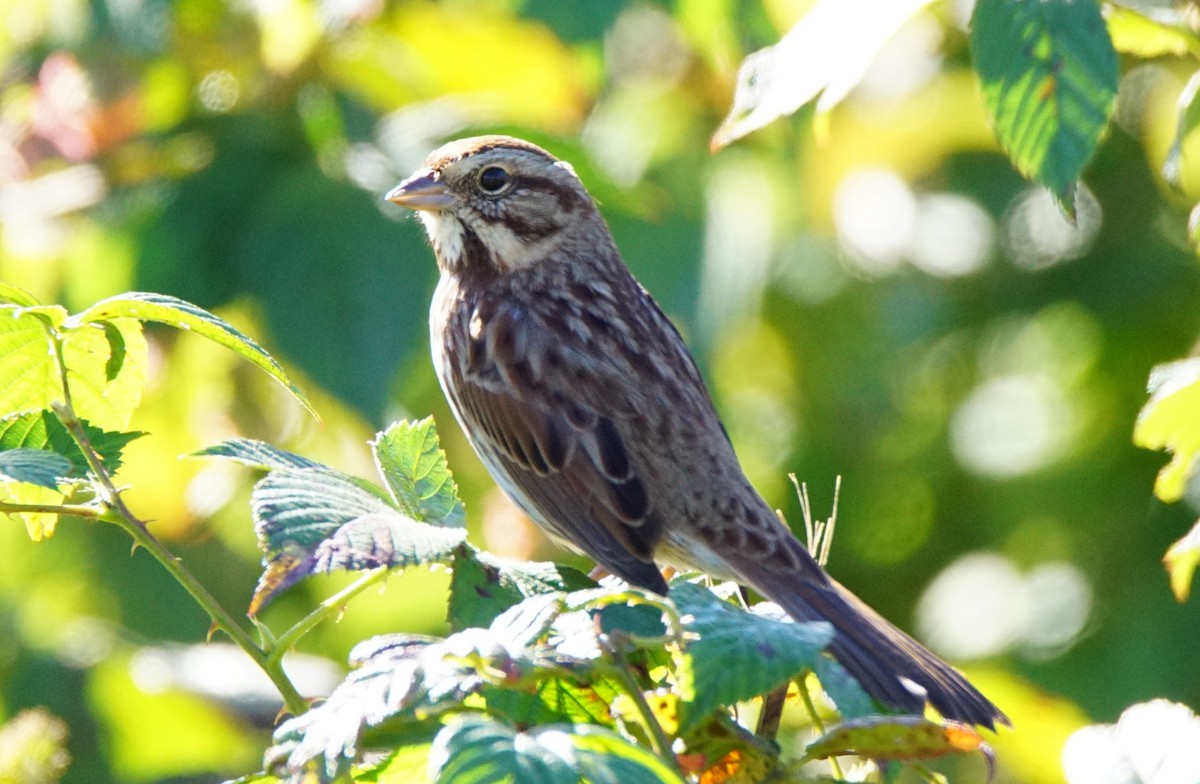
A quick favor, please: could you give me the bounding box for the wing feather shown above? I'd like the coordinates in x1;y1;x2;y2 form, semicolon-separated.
449;294;665;587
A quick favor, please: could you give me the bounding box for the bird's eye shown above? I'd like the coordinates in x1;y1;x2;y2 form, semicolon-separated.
478;166;510;194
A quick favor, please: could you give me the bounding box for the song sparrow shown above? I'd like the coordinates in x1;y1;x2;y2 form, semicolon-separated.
387;135;1006;729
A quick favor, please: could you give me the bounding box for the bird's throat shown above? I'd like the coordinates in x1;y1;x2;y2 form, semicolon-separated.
420;211;467;271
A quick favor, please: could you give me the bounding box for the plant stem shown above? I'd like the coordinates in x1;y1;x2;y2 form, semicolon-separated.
94;506;308;715
797;673;844;780
46;333;311;716
596;634;679;774
0;501;101;518
269;566;390;667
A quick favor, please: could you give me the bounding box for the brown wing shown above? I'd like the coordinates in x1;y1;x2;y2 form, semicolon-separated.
450;295;668;593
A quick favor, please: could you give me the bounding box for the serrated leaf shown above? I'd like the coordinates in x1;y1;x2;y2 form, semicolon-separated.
250;467;467;613
671;582;834;736
0;410;144;475
0;310;148;432
1164;519;1200;602
429;716;684;784
483;676;619;728
802;716;986;763
1163;70;1200;192
0;307;64;416
192;438;320;470
712;0;933;150
267;635;480;782
0;284;41;307
971;0;1118;210
0;448;72;490
68;292;317;420
448;547;594;631
372;419;465;527
1134;358;1200;502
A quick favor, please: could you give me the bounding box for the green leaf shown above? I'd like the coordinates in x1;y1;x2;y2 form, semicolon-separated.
0;410;144;475
0;307;64;416
971;0;1118;211
267;634;499;781
429;716;684;784
670;582;834;735
1134;358;1200;503
482;676;620;728
802;716;986;764
448;547;594;631
250;467;467;613
62;319;149;431
372;418;465;527
0;448;72;490
191;438;320;470
100;321;127;382
357;742;434;783
712;0;934;149
0;309;149;432
1164;518;1200;602
0;284;42;307
813;656;877;720
68;292;317;420
1163;70;1200;192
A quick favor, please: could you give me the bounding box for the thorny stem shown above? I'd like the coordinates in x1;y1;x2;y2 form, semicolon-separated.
595;633;679;774
269;566;390;667
44;331;310;717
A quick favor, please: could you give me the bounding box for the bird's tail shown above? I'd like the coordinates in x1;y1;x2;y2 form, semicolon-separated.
752;554;1008;729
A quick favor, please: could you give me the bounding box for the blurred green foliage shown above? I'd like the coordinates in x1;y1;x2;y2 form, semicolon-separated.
3;0;1200;782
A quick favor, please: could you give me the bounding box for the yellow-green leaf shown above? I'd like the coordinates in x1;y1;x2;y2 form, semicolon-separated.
803;715;987;763
69;292;316;421
1164;519;1200;601
1134;358;1200;502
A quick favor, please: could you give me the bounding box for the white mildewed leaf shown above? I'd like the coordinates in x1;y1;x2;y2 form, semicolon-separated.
712;0;934;149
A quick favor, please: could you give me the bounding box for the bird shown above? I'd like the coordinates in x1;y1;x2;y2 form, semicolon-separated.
386;135;1007;730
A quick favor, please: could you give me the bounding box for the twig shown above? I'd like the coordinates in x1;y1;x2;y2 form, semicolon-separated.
756;683;787;740
46;335;310;716
268;566;390;667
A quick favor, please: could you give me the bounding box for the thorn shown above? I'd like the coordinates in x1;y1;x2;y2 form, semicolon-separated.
206;621;219;643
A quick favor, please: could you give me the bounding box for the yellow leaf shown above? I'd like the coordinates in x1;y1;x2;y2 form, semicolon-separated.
1134;359;1200;503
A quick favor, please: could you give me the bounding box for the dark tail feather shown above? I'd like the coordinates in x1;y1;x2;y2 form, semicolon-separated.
763;572;1008;730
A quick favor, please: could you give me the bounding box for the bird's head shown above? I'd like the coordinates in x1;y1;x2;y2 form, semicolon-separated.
387;136;598;275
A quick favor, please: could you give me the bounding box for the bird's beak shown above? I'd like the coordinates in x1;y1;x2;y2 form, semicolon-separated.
385;169;454;211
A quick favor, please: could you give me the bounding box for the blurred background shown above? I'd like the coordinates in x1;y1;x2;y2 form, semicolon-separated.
2;0;1199;781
